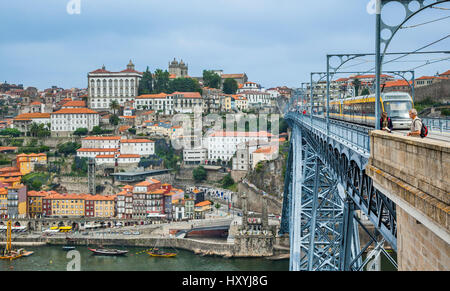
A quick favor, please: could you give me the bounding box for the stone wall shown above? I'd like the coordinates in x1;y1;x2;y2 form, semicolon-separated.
397;207;450;270
236;182;282;215
366;130;449;270
415;79;450;103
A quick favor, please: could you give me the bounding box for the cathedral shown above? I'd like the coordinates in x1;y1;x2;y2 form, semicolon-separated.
168;58;188;78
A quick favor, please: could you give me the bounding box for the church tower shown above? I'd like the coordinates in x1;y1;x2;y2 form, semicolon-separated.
168;58;188;78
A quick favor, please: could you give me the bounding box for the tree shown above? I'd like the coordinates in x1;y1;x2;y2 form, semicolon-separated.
215;203;221;213
57;142;81;156
153;69;170;93
128;127;136;135
109;114;120;126
73;128;88;136
168;77;202;93
202;70;221;89
72;156;88;175
110;100;120;115
361;88;370;95
221;174;235;188
0;128;22;137
91;126;103;135
352;78;361;96
139;66;153;95
193;166;207;182
223;78;238;94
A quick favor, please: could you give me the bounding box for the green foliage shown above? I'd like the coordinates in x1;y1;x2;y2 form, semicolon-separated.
9;139;24;147
0;128;22;137
193;166;207;182
441;108;450;116
110;100;120;115
255;161;265;173
361;88;370;95
109;114;120;126
215;203;221;210
128;127;136;135
57;142;81;156
91;126;103;135
138;66;153;95
223;78;238;94
202;70;221;89
352;79;361;96
138;155;163;168
73;128;88;136
414;97;441;113
155;139;180;170
72;156;88;175
22;172;49;191
29;123;50;138
168;77;202;93
18;145;50;154
221;174;235;188
153;69;171;93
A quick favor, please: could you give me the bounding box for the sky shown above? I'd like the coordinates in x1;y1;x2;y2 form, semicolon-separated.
0;0;449;90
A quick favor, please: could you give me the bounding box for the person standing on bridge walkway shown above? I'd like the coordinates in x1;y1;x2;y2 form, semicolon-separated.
407;109;422;137
380;112;393;132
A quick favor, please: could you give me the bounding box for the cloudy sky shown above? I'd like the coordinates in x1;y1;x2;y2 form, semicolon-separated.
1;0;449;90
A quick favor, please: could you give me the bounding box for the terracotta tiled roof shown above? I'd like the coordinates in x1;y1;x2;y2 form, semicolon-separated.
30;101;42;105
439;70;450;76
172;92;202;99
120;139;154;143
118;154;140;158
253;146;277;154
61;100;86;107
82;136;121;140
195;200;212;207
77;148;118;152
136;93;168;99
52;108;99;114
13;113;51;120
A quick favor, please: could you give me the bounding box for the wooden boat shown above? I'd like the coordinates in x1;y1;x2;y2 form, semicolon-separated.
88;248;128;256
147;248;177;258
0;221;32;261
62;246;76;251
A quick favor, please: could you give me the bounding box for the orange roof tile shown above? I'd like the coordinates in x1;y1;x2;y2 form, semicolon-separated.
118;154;140;158
195;200;212;207
77;148;118;152
120;139;154;143
82;136;121;140
52;108;99;114
13;113;50;120
61;100;86;107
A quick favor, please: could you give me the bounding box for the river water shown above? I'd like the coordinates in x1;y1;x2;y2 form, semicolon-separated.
0;245;289;271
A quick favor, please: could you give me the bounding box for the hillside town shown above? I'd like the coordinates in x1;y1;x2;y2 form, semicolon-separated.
1;60;449;224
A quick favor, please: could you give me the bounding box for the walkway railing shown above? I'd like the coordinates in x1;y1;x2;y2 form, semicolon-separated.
422;117;450;133
286;111;371;157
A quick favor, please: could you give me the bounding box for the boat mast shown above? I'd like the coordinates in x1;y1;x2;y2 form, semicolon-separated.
6;220;12;253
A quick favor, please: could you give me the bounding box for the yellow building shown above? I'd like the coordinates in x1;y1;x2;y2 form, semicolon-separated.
27;191;50;218
16;153;47;175
221;94;232;112
194;200;212;219
48;193;85;217
88;195;116;218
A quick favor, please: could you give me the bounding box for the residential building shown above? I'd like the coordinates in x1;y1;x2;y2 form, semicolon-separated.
221;73;248;85
194;200;212;219
50;108;100;136
87;195;116;218
237;81;261;93
173;92;202;114
120;139;155;156
13;112;51;134
183;148;207;165
135;93;174;115
81;136;122;149
7;184;27;219
207;131;273;162
239;91;271;107
16;153;47;175
251;146;278;169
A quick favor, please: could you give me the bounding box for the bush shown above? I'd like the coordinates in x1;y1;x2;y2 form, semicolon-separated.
221;174;235;188
0;128;22;137
193;166;207;182
73;128;88;136
57;142;81;156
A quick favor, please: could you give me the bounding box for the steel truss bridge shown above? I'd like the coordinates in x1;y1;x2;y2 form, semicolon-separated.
279;0;450;271
280;108;398;271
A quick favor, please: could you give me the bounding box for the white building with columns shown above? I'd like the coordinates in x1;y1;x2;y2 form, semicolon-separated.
88;60;142;111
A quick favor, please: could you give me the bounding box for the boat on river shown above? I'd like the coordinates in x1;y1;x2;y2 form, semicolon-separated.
62;246;76;251
0;221;33;261
147;248;177;258
88;248;128;256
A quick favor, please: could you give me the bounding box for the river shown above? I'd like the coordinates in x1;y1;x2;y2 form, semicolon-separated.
0;245;289;271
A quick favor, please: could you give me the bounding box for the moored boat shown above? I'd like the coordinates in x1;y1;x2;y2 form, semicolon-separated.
62;246;76;251
88;248;128;256
147;248;177;258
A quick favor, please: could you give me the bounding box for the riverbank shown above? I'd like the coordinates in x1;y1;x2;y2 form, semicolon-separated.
1;235;289;259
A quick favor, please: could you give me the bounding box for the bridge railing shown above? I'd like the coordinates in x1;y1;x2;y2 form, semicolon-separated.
286;111;371;156
422;117;450;133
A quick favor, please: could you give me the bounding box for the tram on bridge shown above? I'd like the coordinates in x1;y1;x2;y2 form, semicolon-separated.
329;92;413;129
